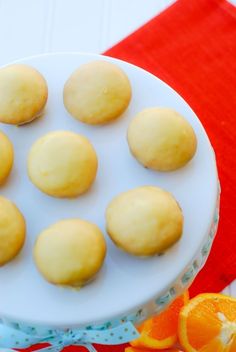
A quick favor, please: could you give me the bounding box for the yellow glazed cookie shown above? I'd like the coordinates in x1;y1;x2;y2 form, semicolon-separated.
0;131;14;185
0;196;26;265
34;219;107;287
106;186;183;256
27;131;98;198
0;64;48;125
63;60;131;125
127;108;197;171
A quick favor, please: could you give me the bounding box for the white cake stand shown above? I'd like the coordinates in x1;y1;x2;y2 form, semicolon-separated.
0;53;219;332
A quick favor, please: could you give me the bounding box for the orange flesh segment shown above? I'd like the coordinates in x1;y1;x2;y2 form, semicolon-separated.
227;334;236;352
187;299;221;349
125;347;182;352
131;292;188;349
217;300;236;322
138;292;188;340
199;338;225;352
149;294;188;340
179;294;236;352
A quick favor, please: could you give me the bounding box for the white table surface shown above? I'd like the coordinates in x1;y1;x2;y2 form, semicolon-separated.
0;0;235;297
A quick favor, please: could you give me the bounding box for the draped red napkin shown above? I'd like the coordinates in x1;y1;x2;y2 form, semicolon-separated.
26;0;236;351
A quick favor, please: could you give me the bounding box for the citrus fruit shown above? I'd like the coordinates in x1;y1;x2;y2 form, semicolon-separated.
131;291;189;349
125;347;182;352
178;293;236;352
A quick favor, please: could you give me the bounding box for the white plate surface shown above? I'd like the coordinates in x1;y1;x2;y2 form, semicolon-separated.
0;53;218;328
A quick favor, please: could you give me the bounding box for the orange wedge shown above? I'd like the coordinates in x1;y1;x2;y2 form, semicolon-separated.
178;293;236;352
131;291;189;349
125;348;182;352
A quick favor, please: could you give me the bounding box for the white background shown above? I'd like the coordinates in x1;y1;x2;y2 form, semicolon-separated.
0;0;235;296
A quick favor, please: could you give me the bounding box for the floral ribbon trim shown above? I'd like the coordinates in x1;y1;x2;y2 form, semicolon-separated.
0;321;139;352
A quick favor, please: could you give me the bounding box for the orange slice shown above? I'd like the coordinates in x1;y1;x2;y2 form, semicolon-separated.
125;347;182;352
131;291;189;349
178;293;236;352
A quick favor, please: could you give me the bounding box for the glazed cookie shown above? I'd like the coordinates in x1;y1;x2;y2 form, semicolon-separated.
106;186;183;256
63;60;131;125
34;219;107;287
0;64;48;125
27;131;98;198
0;196;26;265
128;108;197;171
0;131;14;185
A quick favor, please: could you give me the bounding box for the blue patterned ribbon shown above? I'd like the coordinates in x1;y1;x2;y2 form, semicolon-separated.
0;322;139;352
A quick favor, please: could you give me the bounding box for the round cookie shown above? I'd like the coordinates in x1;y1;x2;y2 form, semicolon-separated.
34;219;107;287
63;60;131;125
106;186;183;256
0;196;26;266
0;131;14;185
27;131;98;198
0;64;48;125
127;108;197;171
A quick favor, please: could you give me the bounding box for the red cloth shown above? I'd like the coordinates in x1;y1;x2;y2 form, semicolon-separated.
25;0;236;351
